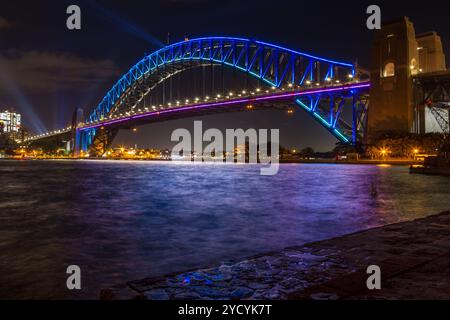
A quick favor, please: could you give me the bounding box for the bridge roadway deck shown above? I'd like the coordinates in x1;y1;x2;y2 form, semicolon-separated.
79;82;370;131
26;81;370;142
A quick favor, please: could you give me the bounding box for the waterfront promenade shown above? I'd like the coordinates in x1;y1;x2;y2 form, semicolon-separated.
101;211;450;300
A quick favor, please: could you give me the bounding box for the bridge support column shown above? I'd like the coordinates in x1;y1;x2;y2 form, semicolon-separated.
88;127;118;158
295;86;370;146
72;129;93;158
352;95;358;145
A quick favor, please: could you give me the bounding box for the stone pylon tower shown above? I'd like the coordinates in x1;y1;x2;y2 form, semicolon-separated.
416;31;446;73
368;17;420;141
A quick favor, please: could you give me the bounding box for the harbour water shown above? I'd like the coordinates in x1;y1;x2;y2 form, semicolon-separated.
1;160;449;299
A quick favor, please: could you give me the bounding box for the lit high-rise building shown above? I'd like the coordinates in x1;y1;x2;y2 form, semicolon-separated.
0;110;21;133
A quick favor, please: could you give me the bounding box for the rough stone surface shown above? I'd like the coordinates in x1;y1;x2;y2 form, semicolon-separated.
101;211;450;300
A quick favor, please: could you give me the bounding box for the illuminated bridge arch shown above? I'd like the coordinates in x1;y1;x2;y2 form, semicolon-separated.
89;37;356;122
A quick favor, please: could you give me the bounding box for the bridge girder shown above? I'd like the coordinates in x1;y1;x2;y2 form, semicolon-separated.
414;71;450;134
295;90;369;144
88;37;356;123
88;127;119;157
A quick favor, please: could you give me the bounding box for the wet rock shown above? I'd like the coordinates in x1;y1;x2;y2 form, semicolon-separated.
173;292;202;300
264;289;281;300
300;253;327;266
247;282;270;290
310;292;339;300
280;278;302;289
166;279;183;288
100;286;145;300
231;287;254;300
207;272;233;282
144;289;170;300
192;286;230;299
247;289;267;300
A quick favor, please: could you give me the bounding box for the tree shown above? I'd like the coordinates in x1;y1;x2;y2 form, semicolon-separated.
0;133;17;149
333;143;358;155
300;147;315;158
365;132;446;159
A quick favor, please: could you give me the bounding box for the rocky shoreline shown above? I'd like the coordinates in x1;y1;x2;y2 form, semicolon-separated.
101;212;450;300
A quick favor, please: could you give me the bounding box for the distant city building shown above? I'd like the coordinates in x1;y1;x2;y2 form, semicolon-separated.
0;110;21;134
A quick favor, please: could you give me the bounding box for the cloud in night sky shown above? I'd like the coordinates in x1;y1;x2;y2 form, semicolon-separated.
0;50;120;94
0;16;12;29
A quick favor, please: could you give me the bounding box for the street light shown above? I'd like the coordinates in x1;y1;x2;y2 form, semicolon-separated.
380;148;389;160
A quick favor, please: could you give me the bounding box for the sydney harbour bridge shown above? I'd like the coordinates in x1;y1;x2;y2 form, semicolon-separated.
26;37;371;156
25;33;449;157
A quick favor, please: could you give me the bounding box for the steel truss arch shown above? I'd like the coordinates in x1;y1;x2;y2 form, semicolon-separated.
88;37;356;123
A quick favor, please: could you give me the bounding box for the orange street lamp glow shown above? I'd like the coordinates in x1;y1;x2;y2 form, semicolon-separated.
380;148;389;158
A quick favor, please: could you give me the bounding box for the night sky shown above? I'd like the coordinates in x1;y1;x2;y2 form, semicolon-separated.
1;0;449;151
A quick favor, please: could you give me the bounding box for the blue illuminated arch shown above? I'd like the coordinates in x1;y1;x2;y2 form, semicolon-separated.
88;37;356;123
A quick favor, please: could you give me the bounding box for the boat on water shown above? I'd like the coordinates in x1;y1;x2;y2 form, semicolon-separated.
410;141;450;176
